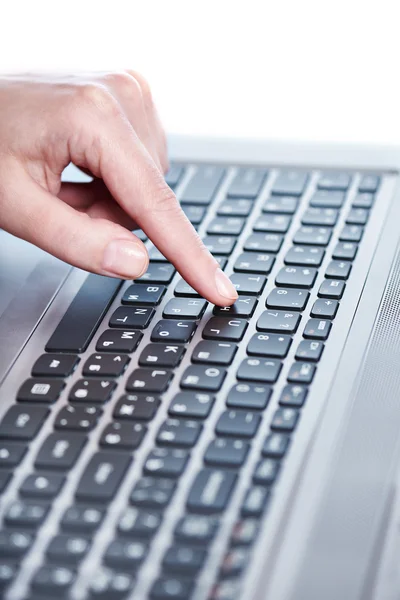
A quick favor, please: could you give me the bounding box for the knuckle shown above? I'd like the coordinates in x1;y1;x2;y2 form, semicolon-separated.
104;71;141;96
73;83;118;115
126;69;153;102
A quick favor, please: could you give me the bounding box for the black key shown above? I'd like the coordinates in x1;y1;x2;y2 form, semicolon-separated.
181;365;227;391
46;534;91;565
227;167;267;198
163;545;206;574
262;432;290;458
339;225;363;242
214;297;257;318
234;252;275;275
32;354;79;377
241;486;270;517
253;214;291;233
96;329;142;353
175;515;218;545
215;410;261;438
318;171;350;190
257;310;301;333
359;174;380;193
150;577;194;600
20;473;65;499
169;392;215;419
247;332;292;357
229;273;266;295
287;362;316;384
165;164;185;189
122;284;166;305
17;379;65;403
301;207;338;227
152;320;197;343
226;383;272;410
0;405;48;440
109;306;155;329
157;418;202;447
174;279;200;297
180;165;225;205
346;208;369;225
309;190;345;208
275;266;317;288
352;192;375;209
295;340;324;361
46;275;121;353
61;506;105;533
0;530;34;558
204;438;249;467
100;421;146;450
104;538;148;569
117;506;162;539
271;170;308;196
76;452;131;503
202;235;236;255
203;317;247;341
303;318;332;340
163;298;207;319
311;298;339;319
55;405;102;432
318;279;345;299
243;232;283;253
207;216;245;235
279;384;308;407
192;341;237;365
263;195;298;214
332;241;358;260
87;571;136;600
114;394;160;421
187;468;237;514
271;407;300;431
0;441;26;468
293;226;332;246
325;260;352;280
148;245;168;262
3;500;49;529
182;204;206;224
0;562;17;591
130;477;176;509
284;245;325;266
139;344;185;368
217;198;253;217
230;519;259;546
214;256;228;269
126;368;173;393
237;358;281;383
137;263;176;284
266;288;309;311
253;459;280;486
83;353;130;377
31;565;75;595
144;447;189;478
69;379;116;403
35;432;86;470
0;471;11;493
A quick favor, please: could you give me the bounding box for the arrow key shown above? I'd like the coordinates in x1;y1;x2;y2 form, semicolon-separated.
82;354;130;377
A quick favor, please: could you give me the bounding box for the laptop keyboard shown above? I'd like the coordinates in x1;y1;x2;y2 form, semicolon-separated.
0;163;381;599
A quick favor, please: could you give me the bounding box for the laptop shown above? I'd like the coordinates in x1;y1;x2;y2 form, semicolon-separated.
1;134;400;600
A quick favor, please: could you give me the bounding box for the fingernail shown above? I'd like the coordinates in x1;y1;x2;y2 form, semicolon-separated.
102;239;148;278
214;268;238;300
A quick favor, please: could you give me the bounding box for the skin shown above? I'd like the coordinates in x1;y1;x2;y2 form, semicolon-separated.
0;71;238;306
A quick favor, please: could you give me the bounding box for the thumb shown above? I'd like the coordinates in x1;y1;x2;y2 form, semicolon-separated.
0;171;149;279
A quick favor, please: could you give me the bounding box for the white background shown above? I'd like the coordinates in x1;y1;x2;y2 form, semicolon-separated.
1;0;400;145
